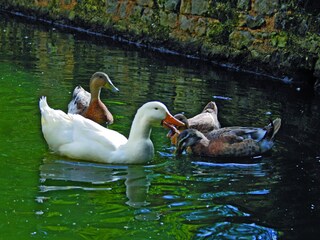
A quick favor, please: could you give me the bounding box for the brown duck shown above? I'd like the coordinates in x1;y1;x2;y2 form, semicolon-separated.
167;101;221;145
68;72;119;125
175;118;281;158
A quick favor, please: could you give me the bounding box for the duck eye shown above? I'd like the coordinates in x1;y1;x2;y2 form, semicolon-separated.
155;107;159;110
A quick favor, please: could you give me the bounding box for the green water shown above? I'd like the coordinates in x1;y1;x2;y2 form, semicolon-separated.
1;13;320;239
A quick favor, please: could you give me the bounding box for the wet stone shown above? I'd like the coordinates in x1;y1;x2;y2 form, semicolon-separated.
160;11;178;28
229;30;253;50
274;11;287;30
180;0;192;14
191;0;210;16
245;15;265;29
106;0;118;15
180;15;193;32
137;0;154;8
254;0;279;16
237;0;251;11
164;0;181;12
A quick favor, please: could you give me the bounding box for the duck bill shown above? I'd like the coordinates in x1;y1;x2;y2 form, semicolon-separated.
105;77;119;93
163;121;180;137
162;113;185;129
166;128;178;138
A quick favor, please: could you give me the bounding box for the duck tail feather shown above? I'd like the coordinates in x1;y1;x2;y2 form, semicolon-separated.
39;96;49;112
72;85;82;97
203;101;218;111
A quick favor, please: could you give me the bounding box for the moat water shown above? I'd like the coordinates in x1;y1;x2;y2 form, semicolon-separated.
0;13;319;239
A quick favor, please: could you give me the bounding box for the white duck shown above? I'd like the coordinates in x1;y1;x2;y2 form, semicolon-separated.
39;97;184;164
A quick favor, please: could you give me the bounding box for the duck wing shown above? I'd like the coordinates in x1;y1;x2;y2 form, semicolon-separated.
40;97;127;159
68;86;91;114
70;114;127;150
205;127;267;142
188;101;220;132
188;112;220;132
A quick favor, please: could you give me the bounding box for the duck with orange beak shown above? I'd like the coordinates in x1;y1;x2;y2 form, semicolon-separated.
40;99;184;164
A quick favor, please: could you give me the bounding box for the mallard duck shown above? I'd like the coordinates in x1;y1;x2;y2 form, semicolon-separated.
67;72;119;125
176;118;281;158
167;101;220;145
40;97;184;164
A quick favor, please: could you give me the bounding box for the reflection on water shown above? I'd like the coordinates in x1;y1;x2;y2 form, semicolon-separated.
38;157;278;238
0;12;320;240
39;160;150;208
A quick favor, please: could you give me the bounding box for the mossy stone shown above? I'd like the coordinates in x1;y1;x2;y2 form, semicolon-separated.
229;30;253;50
237;0;251;11
254;0;279;16
245;15;265;29
191;0;210;16
271;32;288;48
164;0;180;12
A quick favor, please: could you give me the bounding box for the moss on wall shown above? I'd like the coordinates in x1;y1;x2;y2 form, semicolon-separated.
0;0;319;91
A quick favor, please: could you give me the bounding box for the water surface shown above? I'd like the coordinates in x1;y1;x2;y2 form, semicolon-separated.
0;13;320;239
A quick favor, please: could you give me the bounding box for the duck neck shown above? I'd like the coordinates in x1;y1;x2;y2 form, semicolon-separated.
127;115;152;143
201;138;211;153
90;85;101;100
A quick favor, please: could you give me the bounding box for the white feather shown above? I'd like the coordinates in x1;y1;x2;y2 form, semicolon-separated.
39;97;172;164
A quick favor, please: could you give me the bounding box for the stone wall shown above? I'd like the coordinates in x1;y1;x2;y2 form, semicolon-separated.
1;0;320;91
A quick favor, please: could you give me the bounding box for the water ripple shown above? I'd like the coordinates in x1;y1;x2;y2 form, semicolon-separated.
195;222;278;239
192;161;263;169
183;205;250;222
39;185;112;192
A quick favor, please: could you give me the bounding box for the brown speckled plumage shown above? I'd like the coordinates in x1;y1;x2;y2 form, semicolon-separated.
176;118;281;158
168;101;220;145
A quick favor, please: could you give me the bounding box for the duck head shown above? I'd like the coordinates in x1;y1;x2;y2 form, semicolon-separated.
90;72;119;93
134;102;185;129
164;113;189;145
176;129;203;155
173;114;189;128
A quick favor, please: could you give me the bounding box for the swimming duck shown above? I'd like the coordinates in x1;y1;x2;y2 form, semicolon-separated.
167;101;220;145
187;101;221;132
176;118;281;158
40;97;184;164
67;72;119;125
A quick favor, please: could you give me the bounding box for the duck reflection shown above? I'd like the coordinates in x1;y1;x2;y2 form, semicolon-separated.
39;159;150;207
